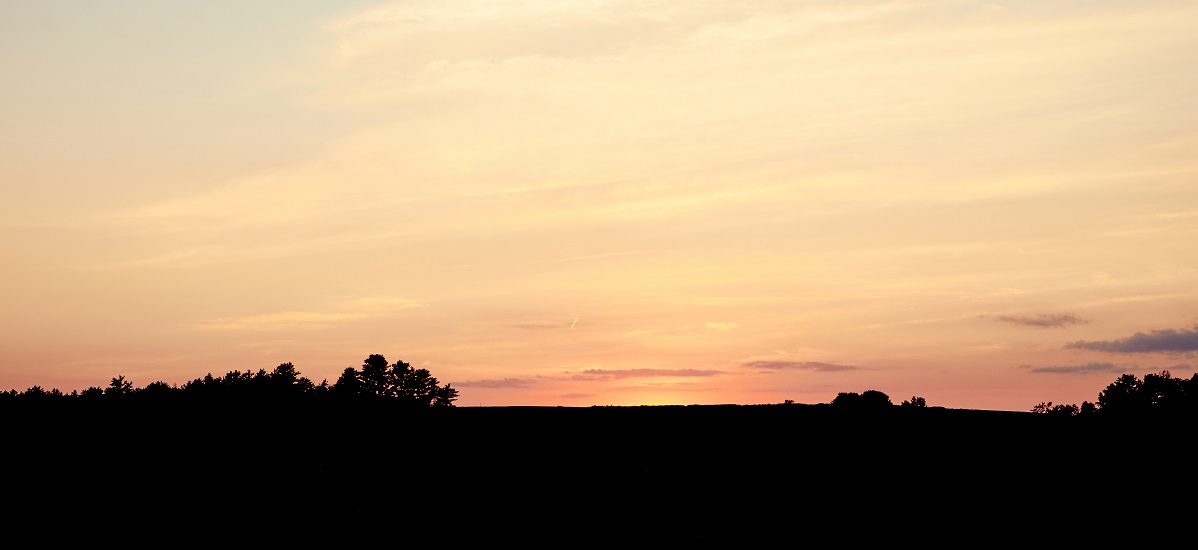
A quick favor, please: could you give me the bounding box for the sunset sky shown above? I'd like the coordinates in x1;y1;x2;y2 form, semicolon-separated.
3;1;1197;411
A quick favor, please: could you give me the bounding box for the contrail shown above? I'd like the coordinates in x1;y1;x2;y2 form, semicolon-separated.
571;316;578;330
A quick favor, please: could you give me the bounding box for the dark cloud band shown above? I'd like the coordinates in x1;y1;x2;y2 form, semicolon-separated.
1023;362;1123;374
1066;325;1198;353
994;313;1087;327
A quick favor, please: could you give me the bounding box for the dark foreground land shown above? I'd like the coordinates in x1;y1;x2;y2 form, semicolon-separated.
5;402;1191;542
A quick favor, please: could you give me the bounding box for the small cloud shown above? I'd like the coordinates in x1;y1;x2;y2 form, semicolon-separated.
454;378;536;389
706;322;740;331
1023;362;1194;375
992;313;1088;328
1066;325;1198;353
512;323;565;331
1022;362;1124;374
194;295;421;331
342;296;422;312
559;393;596;399
739;360;859;372
195;311;368;331
528;251;652;264
570;369;723;380
1151;209;1198;219
622;325;702;337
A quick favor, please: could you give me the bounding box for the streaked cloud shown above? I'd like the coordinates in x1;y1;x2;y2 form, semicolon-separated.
194;296;421;331
1022;362;1124;375
992;313;1088;328
455;378;536;389
75;0;1198;274
571;368;724;380
1066;325;1198;353
1023;362;1194;375
739;361;860;372
512;323;569;331
195;311;370;331
342;296;422;312
1151;209;1198;220
526;251;653;264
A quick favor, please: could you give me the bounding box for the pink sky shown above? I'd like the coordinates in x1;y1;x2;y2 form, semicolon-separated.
3;1;1197;411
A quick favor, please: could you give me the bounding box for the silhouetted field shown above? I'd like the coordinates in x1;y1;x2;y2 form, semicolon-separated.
5;401;1189;543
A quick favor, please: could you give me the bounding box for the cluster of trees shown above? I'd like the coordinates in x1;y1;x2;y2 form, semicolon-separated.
827;390;927;409
0;354;459;407
330;354;459;407
818;370;1198;419
1033;370;1198;417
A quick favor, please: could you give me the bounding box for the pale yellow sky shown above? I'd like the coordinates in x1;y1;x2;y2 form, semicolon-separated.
3;1;1197;410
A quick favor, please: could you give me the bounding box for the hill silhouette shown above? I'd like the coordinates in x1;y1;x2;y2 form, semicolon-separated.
3;359;1195;543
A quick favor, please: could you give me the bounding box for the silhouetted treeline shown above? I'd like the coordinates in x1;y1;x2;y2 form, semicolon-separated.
820;369;1198;420
0;353;458;408
9;362;1197;421
1026;369;1198;419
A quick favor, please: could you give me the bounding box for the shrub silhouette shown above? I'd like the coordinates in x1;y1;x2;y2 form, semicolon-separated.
900;396;927;408
831;389;893;410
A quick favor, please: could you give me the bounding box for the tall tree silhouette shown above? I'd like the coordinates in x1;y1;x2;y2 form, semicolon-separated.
106;375;133;396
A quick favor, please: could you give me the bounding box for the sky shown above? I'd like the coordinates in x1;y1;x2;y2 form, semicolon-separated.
3;0;1197;411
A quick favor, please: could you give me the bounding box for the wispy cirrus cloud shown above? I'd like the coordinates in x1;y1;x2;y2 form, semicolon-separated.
194;296;421;331
1021;362;1125;375
1066;325;1198;353
511;323;569;331
195;311;370;331
992;313;1088;328
1022;362;1194;375
739;360;860;372
570;368;723;380
90;0;1198;275
454;378;536;389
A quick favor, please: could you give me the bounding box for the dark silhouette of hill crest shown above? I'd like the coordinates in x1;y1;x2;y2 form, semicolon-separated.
4;359;1195;543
